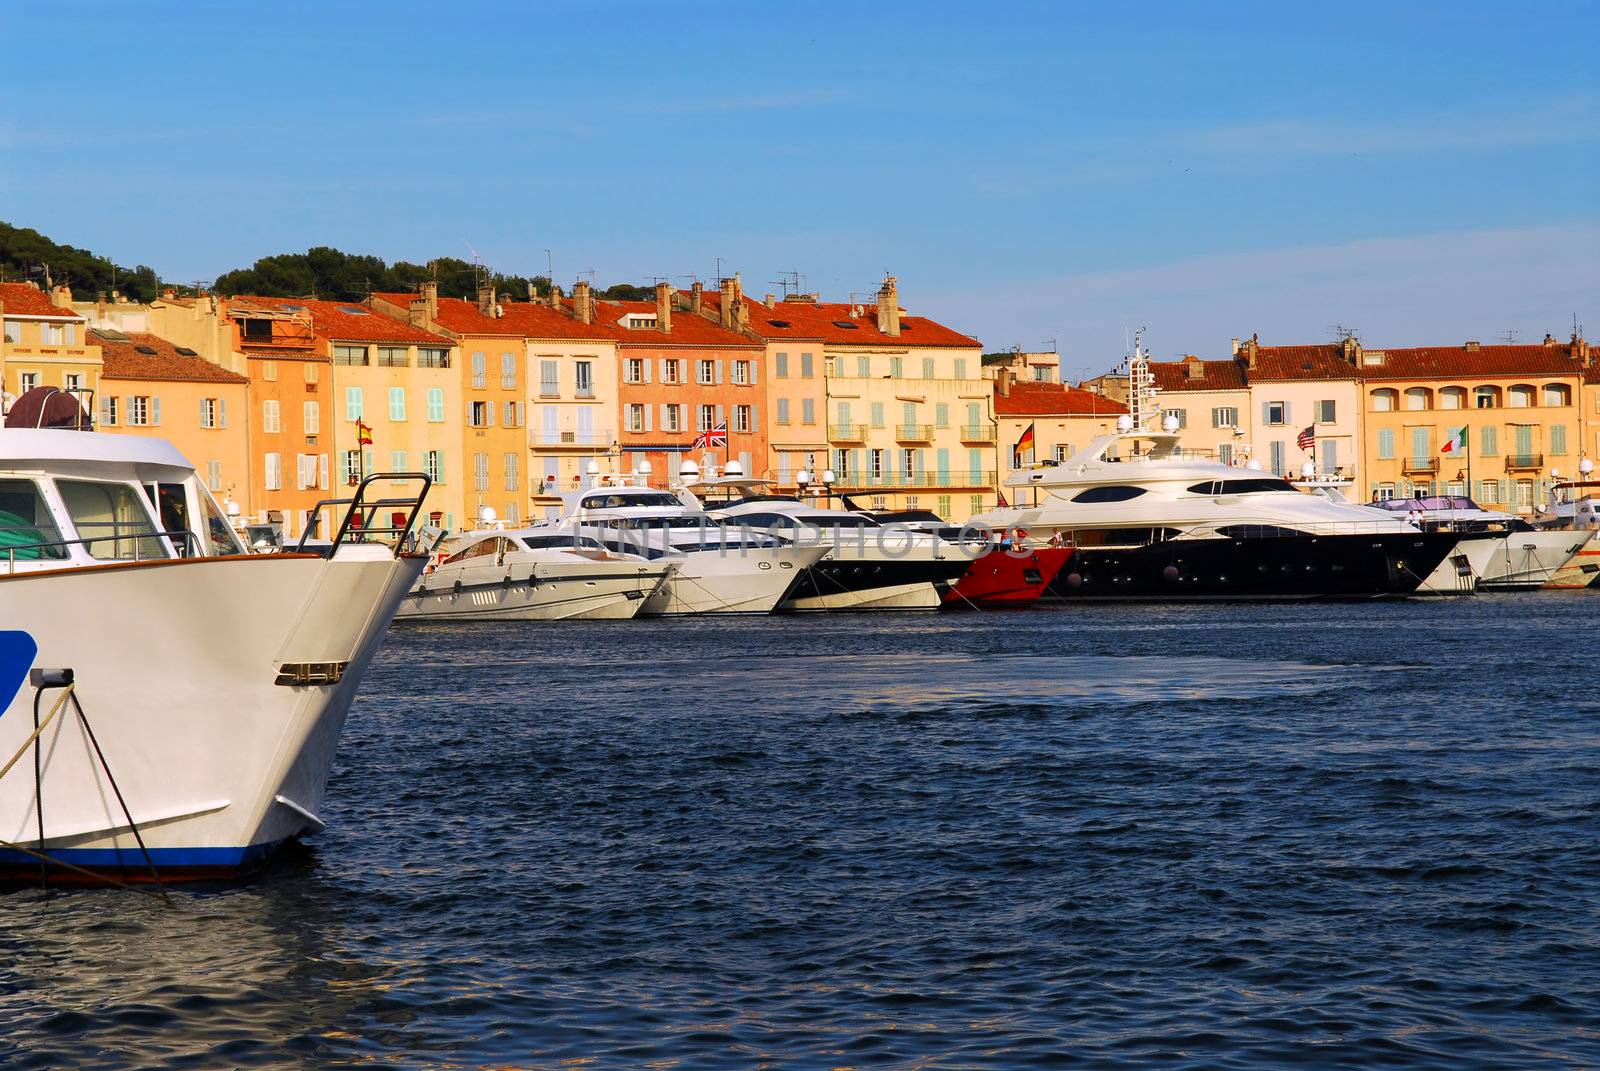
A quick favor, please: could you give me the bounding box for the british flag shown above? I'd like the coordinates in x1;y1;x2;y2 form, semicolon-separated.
693;421;728;450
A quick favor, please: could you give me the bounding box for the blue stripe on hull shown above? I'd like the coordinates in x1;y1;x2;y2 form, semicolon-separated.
0;838;290;872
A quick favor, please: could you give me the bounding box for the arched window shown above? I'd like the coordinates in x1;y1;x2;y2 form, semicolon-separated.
1541;384;1571;407
1474;385;1501;409
1508;384;1535;408
1404;387;1432;411
1370;388;1398;412
1438;386;1466;410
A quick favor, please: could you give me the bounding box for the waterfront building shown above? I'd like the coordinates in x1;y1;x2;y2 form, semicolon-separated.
1353;338;1585;509
704;276;990;520
90;328;251;510
606;283;768;489
1141;354;1254;465
0;283;101;414
982;349;1061;383
231;296;464;530
993;371;1126;505
78;290;244;374
1238;335;1364;486
223;298;331;539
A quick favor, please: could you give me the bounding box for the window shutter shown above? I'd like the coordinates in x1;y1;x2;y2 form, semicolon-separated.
219;398;228;428
644;405;652;432
152;397;162;426
751;405;760;433
319;454;329;489
642;359;652;383
1282;401;1292;424
715;404;725;426
200;398;208;425
1261;402;1270;425
750;361;759;385
715;360;724;384
658;358;668;382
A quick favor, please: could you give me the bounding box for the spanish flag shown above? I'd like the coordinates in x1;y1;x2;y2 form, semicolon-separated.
1013;422;1036;468
356;419;373;446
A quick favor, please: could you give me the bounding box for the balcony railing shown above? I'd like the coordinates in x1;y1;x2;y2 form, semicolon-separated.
960;424;995;442
895;423;934;441
1506;453;1544;471
529;429;613;447
828;423;868;441
1402;457;1440;475
834;469;996;490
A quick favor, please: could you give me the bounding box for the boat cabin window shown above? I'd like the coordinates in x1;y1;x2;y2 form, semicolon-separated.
200;490;246;556
0;478;68;562
1187;478;1297;496
1215;524;1309;539
56;480;170;561
1070;485;1148;503
443;536;514;566
1068;526;1181;546
523;534;607;552
581;491;682;510
148;482;190;538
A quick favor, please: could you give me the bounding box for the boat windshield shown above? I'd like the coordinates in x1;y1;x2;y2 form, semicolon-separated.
580;491;683;510
1370;496;1478;512
0;478;69;562
56;479;170;561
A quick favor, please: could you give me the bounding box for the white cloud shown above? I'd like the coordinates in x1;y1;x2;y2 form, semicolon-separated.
921;224;1600;373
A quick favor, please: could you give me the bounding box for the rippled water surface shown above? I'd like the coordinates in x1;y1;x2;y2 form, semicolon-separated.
4;596;1600;1068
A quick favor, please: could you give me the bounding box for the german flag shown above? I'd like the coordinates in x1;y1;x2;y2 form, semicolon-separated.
356;419;373;446
1012;422;1036;468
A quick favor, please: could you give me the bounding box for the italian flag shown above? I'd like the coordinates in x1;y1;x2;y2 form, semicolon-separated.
1440;426;1467;455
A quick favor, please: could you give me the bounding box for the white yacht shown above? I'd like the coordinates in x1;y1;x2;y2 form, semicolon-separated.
396;528;675;622
1369;495;1588;592
973;423;1459;600
531;481;827;615
693;476;971;611
1532;480;1600;588
0;426;427;882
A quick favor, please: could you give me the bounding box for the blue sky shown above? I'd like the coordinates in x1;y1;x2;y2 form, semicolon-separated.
2;2;1595;373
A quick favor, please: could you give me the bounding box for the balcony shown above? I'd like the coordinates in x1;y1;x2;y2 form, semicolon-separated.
1505;453;1544;471
529;429;613;447
828;423;868;442
960;424;994;442
1402;457;1440;475
835;469;996;490
895;423;934;442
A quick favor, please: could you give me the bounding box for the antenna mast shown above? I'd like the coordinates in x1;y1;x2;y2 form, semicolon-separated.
1126;328;1156;430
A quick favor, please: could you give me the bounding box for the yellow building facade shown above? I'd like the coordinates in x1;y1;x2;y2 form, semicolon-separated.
0;283;102;418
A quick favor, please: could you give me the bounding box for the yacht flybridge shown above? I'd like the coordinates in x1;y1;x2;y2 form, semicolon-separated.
976;426;1458;598
0;425;429;882
693;476;970;611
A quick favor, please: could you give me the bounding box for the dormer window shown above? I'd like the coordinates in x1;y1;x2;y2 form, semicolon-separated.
622;314;658;329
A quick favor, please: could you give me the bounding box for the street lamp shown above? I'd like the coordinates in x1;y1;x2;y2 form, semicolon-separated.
795;469;811;497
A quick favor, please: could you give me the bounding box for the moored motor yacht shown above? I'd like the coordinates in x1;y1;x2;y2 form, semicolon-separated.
973;424;1459;600
1533;479;1600;588
1368;495;1588;592
694;477;970;611
0;423;428;882
397;528;675;621
530;480;826;615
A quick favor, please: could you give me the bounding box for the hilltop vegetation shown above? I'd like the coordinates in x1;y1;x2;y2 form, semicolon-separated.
0;221;655;304
0;221;163;302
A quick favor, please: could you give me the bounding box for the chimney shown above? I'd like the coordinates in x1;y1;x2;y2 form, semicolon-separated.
1184;355;1204;380
419;281;438;320
1340;335;1362;363
96;291;107;323
1464;340;1481;352
721;274;749;332
1544;333;1557;347
476;279;495;316
1230;337;1240;356
764;293;776;308
997;366;1013;396
1242;333;1260;370
527;280;537;302
655;282;673;333
1572;331;1590;366
690;281;703;316
876;275;901;336
549;283;564;309
572;281;593;324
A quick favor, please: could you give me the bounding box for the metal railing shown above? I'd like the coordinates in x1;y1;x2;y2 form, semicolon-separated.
828;424;868;441
960;424;995;442
1506;453;1544;470
529;429;614;446
2;528;200;575
837;469;997;490
895;424;934;441
295;472;433;557
1402;457;1440;475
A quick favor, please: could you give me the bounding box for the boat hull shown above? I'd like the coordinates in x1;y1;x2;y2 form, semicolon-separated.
0;549;423;883
946;546;1073;608
781;551;969;612
639;545;826;615
396;560;673;622
1415;531;1502;595
1543;531;1600;589
1043;532;1459;600
1477;530;1590;591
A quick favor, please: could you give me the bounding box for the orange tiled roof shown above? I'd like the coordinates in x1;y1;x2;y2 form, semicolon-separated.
995;380;1127;416
1251;344;1359;381
235;296;453;346
1356;343;1584;381
594;300;763;349
92;330;249;384
702;291;981;348
1148;357;1247;392
0;282;82;319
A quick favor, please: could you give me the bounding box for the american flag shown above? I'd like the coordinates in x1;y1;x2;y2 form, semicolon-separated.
693;421;728;450
1296;425;1315;451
